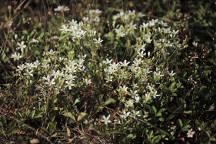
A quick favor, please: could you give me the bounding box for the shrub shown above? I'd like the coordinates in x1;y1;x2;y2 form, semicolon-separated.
0;1;215;143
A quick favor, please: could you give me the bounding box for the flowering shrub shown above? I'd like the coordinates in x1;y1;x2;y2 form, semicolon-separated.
2;5;214;143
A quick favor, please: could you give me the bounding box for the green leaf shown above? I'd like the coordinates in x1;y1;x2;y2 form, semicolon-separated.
53;98;57;104
177;119;183;128
152;106;157;114
104;98;116;106
156;112;162;117
183;110;192;114
77;112;87;121
182;125;190;131
63;112;75;120
66;127;71;137
169;82;176;92
127;133;135;139
73;98;80;105
31;110;35;119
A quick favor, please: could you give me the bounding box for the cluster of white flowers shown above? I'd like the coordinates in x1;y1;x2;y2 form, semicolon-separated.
11;41;27;61
113;10;139;22
82;9;102;24
89;9;102;15
11;52;22;61
16;60;40;77
115;26;126;37
60;20;86;40
54;5;69;12
13;10;183;130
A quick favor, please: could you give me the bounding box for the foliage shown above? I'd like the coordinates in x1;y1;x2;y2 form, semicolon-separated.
0;0;215;144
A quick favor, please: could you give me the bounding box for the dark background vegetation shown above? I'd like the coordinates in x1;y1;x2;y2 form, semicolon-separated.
0;0;216;143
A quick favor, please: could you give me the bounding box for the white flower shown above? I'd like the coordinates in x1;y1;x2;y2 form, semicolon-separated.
120;60;130;67
142;23;149;29
101;115;111;125
60;24;69;33
82;17;89;22
132;83;138;89
154;71;164;78
59;57;64;62
25;62;37;70
103;58;112;65
52;70;64;79
168;70;175;77
130;90;138;97
145;37;152;44
119;85;128;93
93;38;103;45
128;23;137;30
151;90;159;98
192;41;198;47
14;34;18;39
132;110;141;117
134;95;140;103
16;41;26;53
105;75;113;82
65;74;76;81
120;110;130;119
137;50;145;58
89;9;102;15
133;58;142;67
187;129;195;138
46;49;56;56
54;5;69;12
138;12;145;17
43;75;55;87
24;69;33;77
65;80;75;90
30;38;39;43
42;75;51;82
16;64;25;72
115;26;126;37
65;64;77;73
84;78;92;85
145;92;151;101
66;20;86;40
170;125;176;130
143;111;149;118
125;99;134;107
11;52;22;61
33;60;40;68
105;62;119;74
92;17;100;22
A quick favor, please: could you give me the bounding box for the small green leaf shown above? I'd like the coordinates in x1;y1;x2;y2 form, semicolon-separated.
73;98;80;105
152;106;157;114
104;98;116;105
182;125;190;131
77;112;87;121
177;119;183;128
63;112;75;120
53;98;57;104
31;110;35;119
127;133;135;139
66;127;71;137
156;112;162;117
54;107;58;111
183;110;192;114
